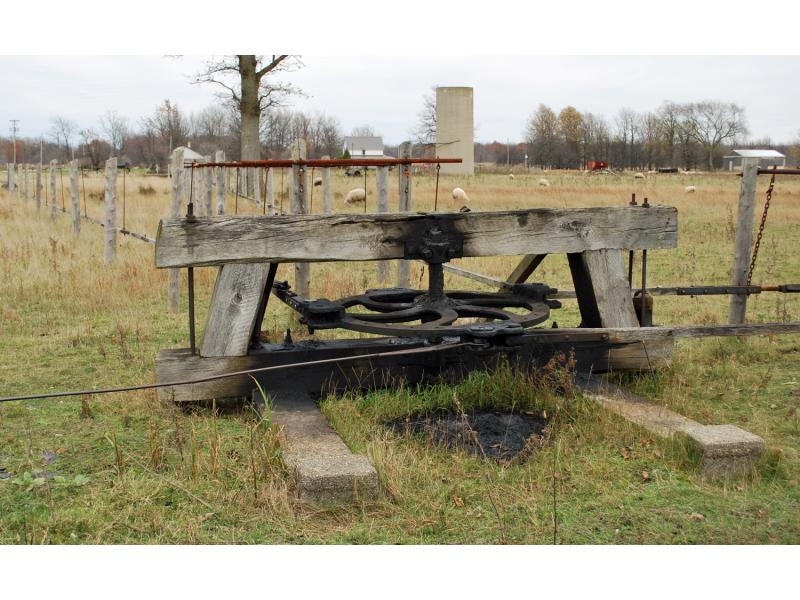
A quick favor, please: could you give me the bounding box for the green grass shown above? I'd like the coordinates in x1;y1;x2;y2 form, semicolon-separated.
0;172;798;544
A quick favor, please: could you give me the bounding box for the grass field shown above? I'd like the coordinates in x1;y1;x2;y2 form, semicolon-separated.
0;168;798;544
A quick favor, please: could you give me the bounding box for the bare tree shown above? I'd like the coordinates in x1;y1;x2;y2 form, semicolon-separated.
49;116;78;159
100;110;130;156
350;125;379;137
413;87;437;147
682;101;748;170
194;55;300;163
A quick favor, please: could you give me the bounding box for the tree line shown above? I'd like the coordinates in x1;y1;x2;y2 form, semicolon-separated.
0;100;352;170
523;100;754;171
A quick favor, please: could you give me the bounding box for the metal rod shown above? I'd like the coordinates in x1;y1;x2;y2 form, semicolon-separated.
628;193;637;286
188;158;463;169
0;342;477;403
756;168;800;175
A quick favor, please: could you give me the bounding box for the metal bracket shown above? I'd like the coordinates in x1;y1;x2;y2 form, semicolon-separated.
404;225;463;263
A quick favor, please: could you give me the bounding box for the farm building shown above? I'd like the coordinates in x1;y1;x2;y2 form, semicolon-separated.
723;149;786;171
342;136;384;158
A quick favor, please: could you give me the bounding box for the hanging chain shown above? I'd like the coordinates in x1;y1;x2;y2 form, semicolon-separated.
434;162;441;211
746;167;777;286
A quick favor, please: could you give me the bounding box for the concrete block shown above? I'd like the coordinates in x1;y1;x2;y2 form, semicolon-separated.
272;395;378;504
683;424;765;481
579;375;765;481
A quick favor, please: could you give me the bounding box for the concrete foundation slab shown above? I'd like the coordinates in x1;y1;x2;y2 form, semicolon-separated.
272;395;378;504
579;376;764;480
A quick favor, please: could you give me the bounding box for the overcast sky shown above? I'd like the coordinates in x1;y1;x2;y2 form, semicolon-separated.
0;55;797;145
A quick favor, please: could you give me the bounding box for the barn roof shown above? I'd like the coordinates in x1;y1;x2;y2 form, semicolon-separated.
728;149;785;158
174;146;206;161
343;136;384;152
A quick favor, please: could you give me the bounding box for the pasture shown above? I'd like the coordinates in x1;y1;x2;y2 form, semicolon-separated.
0;169;798;543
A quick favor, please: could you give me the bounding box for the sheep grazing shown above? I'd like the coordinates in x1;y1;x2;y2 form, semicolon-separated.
344;188;366;204
634;172;646;179
538;178;550;188
508;173;515;180
313;177;323;187
684;185;697;194
452;187;470;203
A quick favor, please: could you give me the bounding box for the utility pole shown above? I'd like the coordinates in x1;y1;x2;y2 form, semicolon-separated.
10;120;19;164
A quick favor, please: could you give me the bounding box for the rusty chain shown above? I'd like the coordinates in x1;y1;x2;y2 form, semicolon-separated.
746;167;777;286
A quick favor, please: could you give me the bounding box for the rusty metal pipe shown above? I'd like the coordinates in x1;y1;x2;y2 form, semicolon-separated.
186;158;463;169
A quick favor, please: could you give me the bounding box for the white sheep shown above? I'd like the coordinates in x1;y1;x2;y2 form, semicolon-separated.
684;185;697;194
451;187;470;203
345;188;366;204
508;173;515;180
313;177;322;187
538;178;550;188
634;172;646;179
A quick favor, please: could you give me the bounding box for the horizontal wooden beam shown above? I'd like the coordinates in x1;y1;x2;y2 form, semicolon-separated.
155;206;678;268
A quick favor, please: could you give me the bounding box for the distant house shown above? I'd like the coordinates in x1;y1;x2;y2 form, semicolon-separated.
342;136;384;158
723;149;786;171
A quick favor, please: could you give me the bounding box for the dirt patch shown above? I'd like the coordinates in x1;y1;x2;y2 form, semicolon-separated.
389;410;548;460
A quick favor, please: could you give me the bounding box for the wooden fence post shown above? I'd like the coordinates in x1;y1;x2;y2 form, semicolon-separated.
290;140;310;298
376;165;390;284
168;148;184;311
35;164;42;210
254;167;261;207
70;159;80;236
22;165;27;199
397;142;413;287
103;157;118;264
266;168;275;215
49;160;58;221
728;158;759;324
215;150;225;215
204;155;213;217
322;167;332;215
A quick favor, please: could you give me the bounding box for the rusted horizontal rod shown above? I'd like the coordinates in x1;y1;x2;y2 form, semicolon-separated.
754;168;800;175
186;158;462;169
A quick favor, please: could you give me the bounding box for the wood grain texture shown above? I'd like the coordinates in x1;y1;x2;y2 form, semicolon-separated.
728;159;759;324
580;249;639;327
200;263;273;357
155;205;678;268
103;158;117;264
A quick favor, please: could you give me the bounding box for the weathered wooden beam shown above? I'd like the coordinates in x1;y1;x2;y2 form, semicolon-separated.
200;263;273;357
580;249;639;327
507;254;547;284
155;205;678;269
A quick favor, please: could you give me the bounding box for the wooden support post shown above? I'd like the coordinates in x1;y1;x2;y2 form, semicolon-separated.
5;164;11;192
70;159;80;236
35;164;42;210
168;149;184;311
376;165;390;284
215;150;225;215
290;140;310;298
49;160;57;221
103;157;118;264
266;168;275;215
507;254;547;284
22;165;27;199
254;167;261;207
321;167;332;215
397;143;413;287
728;159;759;324
200;262;273;357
